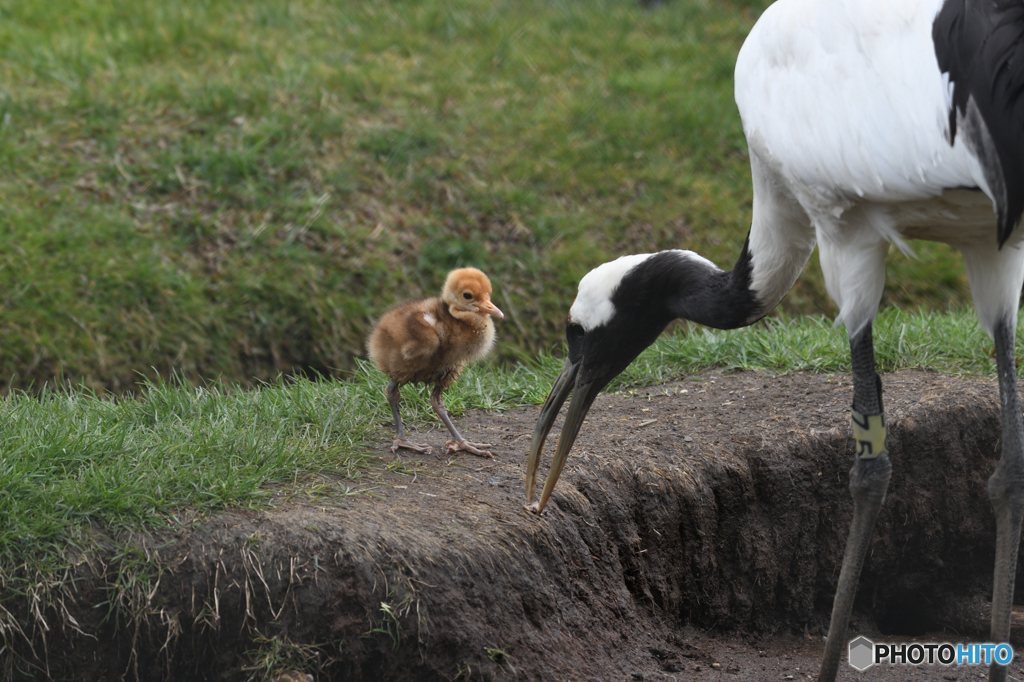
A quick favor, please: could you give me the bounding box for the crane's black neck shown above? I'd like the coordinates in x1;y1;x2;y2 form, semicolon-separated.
682;236;760;329
609;239;760;333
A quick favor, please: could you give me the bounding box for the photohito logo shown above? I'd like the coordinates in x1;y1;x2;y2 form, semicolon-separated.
848;636;1014;670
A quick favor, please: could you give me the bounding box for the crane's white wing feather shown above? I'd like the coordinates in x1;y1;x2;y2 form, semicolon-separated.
735;0;989;211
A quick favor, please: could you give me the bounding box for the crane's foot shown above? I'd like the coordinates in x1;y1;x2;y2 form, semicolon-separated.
987;471;1024;682
445;439;494;458
391;438;432;454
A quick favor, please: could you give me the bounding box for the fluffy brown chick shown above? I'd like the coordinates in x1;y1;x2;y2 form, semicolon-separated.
367;267;504;457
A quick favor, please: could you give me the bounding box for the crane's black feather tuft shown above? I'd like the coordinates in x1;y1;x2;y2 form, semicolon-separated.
934;0;1024;247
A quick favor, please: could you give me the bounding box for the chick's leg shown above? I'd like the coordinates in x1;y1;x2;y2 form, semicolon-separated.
430;384;493;458
386;381;432;454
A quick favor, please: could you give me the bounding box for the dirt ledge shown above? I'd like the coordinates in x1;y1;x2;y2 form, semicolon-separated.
6;370;1022;681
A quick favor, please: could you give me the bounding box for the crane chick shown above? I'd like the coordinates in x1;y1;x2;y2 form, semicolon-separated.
367;267;504;458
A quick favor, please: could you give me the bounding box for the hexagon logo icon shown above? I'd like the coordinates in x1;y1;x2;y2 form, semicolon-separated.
848;636;875;671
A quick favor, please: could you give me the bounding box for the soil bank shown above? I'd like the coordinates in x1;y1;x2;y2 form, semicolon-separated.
7;370;1023;681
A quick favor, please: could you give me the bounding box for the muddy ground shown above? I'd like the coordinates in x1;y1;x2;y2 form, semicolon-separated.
10;369;1024;681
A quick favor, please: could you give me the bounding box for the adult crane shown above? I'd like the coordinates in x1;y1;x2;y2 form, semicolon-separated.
524;0;1024;680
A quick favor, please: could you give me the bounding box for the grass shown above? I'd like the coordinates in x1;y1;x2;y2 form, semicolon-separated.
243;632;336;682
0;0;980;392
616;308;1010;387
0;374;374;570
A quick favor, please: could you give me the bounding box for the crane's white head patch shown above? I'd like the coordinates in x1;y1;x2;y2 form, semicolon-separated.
569;253;655;331
567;250;719;331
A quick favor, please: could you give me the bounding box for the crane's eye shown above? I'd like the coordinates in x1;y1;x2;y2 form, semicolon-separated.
462;292;473;300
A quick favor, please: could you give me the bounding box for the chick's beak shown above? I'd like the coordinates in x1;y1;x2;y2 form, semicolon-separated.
479;299;504;319
525;357;601;514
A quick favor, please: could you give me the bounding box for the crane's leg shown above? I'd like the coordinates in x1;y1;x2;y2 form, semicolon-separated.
385;380;432;454
430;384;493;458
819;323;892;682
959;239;1024;682
988;317;1024;682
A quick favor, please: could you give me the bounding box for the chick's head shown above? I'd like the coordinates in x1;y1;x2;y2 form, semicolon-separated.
443;268;504;319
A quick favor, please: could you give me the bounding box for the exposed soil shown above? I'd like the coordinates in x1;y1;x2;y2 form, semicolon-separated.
10;369;1024;681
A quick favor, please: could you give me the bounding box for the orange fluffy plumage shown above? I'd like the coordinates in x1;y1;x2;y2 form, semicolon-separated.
367;267;504;457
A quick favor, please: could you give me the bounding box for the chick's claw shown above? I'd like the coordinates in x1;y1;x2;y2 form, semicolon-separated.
446;439;494;458
392;439;433;454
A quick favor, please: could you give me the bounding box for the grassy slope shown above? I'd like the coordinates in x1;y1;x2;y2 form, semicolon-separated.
0;0;975;392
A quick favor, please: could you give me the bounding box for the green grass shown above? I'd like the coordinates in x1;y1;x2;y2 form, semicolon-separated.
0;307;1011;577
616;308;1008;387
0;0;979;392
0;374;372;570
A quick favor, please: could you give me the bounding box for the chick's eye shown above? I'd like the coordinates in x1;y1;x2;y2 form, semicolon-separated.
462;292;472;300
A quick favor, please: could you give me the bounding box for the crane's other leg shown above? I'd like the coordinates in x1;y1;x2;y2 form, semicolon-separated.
988;317;1024;682
385;380;432;454
959;241;1024;682
429;384;493;458
818;323;892;682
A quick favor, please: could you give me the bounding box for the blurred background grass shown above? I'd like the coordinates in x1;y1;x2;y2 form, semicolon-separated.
0;0;973;392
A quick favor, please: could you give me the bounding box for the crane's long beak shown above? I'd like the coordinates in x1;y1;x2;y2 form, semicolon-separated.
525;359;577;505
525;358;601;514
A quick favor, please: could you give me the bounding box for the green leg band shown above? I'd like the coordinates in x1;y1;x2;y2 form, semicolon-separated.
851;408;887;459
